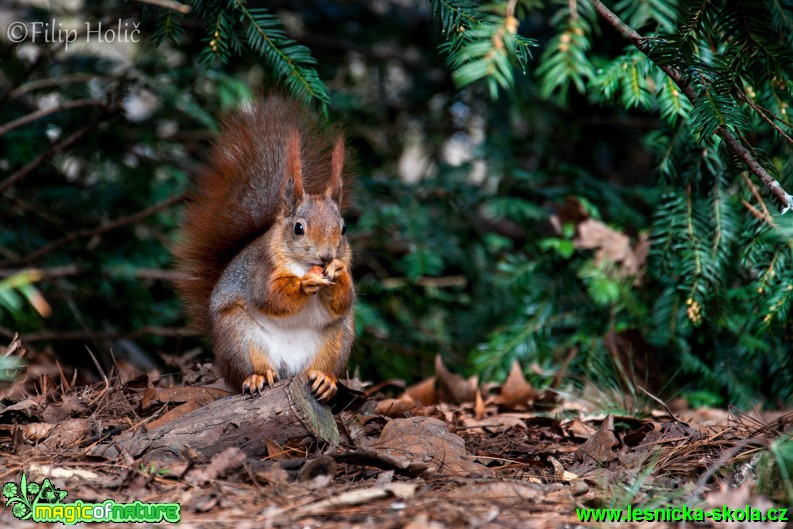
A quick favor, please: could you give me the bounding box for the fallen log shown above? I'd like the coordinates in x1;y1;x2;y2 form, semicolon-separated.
91;376;339;464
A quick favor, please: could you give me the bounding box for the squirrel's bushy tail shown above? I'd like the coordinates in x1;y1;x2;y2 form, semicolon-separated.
173;95;350;333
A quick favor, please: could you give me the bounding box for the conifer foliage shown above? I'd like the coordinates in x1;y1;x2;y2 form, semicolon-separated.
2;0;792;407
147;0;330;109
441;0;793;405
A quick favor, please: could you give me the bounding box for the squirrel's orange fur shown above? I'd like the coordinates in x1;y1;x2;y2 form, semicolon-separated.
173;96;354;400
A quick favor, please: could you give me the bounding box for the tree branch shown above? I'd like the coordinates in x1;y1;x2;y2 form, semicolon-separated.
0;108;116;194
737;92;793;146
0;98;106;137
593;0;793;214
7;74;101;100
0;265;182;283
7;193;184;267
0;326;199;343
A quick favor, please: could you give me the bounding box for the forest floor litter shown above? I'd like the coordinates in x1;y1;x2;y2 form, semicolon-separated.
0;335;790;528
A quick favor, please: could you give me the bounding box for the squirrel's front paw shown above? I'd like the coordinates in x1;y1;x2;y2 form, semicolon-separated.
301;271;333;295
241;369;278;395
307;370;338;402
323;259;347;281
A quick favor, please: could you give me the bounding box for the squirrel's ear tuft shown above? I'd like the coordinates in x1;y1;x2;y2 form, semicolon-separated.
326;135;345;203
284;127;304;204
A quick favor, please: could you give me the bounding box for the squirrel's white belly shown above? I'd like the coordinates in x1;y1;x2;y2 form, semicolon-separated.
247;295;333;376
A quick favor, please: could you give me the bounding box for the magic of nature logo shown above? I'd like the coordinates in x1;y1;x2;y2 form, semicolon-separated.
3;472;180;524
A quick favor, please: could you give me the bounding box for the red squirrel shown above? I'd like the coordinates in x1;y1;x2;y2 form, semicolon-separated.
173;96;355;402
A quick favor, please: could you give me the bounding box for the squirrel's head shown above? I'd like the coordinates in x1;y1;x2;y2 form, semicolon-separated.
277;129;348;273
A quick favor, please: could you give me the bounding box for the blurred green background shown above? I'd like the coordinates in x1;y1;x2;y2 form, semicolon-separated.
1;0;792;408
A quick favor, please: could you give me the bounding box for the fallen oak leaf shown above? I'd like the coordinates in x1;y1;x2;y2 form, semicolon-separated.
474;389;485;420
42;418;93;449
141;386;230;409
495;361;537;408
435;355;476;404
575;414;620;466
375;396;418;418
19;422;55;442
42;394;89;423
404;375;437;405
372;416;483;476
143;400;204;431
460;415;528;434
574;218;645;278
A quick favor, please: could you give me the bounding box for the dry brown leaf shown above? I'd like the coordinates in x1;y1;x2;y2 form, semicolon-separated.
495;361;537;408
265;439;290;460
42;418;93;449
2;333;26;356
254;462;290;485
114;359;146;386
576;414;619;466
622;423;655;447
474;390;485;420
562;419;597;440
410;406;446;422
144;400;204;431
551;197;648;280
435;355;476;404
374;397;417;418
548;456;565;480
404;376;437;405
42;394;89;423
460;415;528;433
141;386;230;409
372;416;482;475
0;397;44;420
677;407;732;430
20;422;54;441
575;218;642;275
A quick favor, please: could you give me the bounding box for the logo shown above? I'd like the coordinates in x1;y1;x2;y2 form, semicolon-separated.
3;472;180;524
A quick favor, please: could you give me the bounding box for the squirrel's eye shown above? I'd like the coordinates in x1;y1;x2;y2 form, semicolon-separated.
341;222;347;235
294;222;305;236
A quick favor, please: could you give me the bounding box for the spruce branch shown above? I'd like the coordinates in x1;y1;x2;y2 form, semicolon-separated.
737;92;793;146
593;0;793;214
233;2;330;109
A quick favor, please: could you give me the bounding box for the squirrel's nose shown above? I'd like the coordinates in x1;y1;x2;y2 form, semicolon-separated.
318;252;334;265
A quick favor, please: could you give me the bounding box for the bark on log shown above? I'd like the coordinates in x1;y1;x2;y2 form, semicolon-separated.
91;376;338;464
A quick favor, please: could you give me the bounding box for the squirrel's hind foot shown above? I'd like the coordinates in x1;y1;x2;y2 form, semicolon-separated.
307;370;337;402
241;369;278;396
